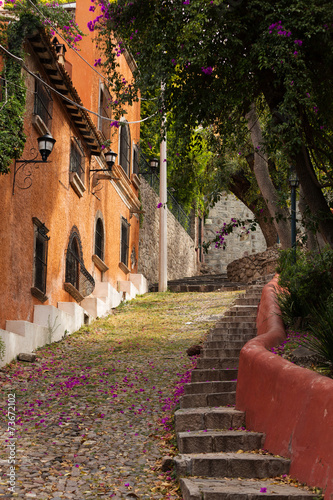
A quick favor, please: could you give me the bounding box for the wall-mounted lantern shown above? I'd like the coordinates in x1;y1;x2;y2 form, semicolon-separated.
12;133;56;194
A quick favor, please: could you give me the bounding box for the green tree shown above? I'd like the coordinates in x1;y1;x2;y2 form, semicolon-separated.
90;0;333;245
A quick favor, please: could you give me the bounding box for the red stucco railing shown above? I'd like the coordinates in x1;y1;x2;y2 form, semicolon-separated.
236;275;333;499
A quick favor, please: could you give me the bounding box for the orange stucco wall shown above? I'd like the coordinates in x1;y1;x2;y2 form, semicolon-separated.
66;0;141;159
236;276;333;499
0;3;141;329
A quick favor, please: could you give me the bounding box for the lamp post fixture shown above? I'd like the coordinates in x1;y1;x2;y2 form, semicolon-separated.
289;167;299;262
13;133;56;194
90;149;118;174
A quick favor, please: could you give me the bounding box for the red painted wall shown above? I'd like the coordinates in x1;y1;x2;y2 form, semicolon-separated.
236;276;333;499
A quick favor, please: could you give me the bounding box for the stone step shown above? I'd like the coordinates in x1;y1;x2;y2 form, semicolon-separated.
177;430;265;454
235;297;261;305
179;477;318;500
215;320;257;328
225;305;258;315
175;407;245;433
213;326;257;334
184;381;237;395
207;331;255;341
191;368;238;383
174;452;290;479
202;348;242;358
196;357;239;370
180;391;236;408
204;340;245;349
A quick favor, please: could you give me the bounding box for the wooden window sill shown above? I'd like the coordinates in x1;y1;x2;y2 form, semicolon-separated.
118;262;130;275
69;172;86;198
92;254;109;272
31;287;48;303
64;282;84;302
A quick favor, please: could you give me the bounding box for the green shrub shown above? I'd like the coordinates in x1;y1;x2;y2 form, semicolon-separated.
276;246;333;328
301;299;333;369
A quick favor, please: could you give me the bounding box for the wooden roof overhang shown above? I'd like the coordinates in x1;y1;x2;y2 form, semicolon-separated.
27;30;102;156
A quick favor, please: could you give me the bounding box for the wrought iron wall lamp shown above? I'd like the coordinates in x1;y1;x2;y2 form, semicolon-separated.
89;150;119;179
12;133;56;195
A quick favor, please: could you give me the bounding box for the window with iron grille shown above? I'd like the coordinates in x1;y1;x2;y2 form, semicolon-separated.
34;78;53;130
119;122;131;176
66;236;80;290
32;218;49;295
70;138;85;181
95;218;104;261
98;84;112;140
120;217;130;266
65;228;95;300
132;145;139;175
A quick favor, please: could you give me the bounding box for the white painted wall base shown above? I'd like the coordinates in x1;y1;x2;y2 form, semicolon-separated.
0;274;147;368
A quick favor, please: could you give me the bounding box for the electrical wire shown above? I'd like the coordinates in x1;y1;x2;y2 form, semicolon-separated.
0;44;157;125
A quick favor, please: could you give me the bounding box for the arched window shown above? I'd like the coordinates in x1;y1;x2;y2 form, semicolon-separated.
119;121;131;176
65;228;95;301
66;235;81;289
95;217;104;261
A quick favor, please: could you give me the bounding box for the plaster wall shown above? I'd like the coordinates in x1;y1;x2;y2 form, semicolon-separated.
0;2;143;331
236;277;333;499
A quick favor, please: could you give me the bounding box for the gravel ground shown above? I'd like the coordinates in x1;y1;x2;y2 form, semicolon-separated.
0;290;241;499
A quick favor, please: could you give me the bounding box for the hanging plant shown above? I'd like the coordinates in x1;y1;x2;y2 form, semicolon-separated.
0;1;84;174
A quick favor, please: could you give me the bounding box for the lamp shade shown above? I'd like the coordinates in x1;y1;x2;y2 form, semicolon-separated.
149;157;159;170
105;150;117;170
289;170;299;188
37;133;56;162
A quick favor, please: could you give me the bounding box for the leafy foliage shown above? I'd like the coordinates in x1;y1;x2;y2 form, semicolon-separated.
89;0;333;244
0;1;84;173
277;247;333;326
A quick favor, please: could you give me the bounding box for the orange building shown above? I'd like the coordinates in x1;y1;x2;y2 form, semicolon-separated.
0;1;147;366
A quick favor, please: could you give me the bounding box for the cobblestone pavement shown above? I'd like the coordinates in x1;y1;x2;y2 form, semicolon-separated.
0;291;240;499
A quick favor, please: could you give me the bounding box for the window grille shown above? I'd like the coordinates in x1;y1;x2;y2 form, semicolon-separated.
65;235;95;298
70;138;85;180
33;218;50;295
120;218;130;266
95;218;104;261
119;122;131;176
98;84;111;140
133;145;139;175
34;78;53;129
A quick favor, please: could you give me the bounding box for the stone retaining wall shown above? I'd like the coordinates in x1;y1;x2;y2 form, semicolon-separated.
227;245;280;283
138;177;197;285
203;194;267;274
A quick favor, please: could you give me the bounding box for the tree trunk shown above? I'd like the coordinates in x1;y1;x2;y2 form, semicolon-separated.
292;144;333;248
298;186;326;251
246;103;291;248
229;171;278;247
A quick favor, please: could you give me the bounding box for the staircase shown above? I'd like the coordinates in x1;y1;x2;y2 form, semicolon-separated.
173;282;318;500
149;273;246;293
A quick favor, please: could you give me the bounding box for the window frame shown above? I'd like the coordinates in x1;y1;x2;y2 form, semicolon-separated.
34;77;53;131
119;121;131;176
120;217;130;267
98;82;112;140
94;217;104;261
31;217;50;301
70;137;85;182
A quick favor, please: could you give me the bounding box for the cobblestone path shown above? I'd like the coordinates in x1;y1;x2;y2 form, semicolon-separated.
0;290;241;500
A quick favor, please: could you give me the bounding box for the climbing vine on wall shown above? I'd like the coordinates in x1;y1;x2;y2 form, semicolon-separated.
0;1;83;174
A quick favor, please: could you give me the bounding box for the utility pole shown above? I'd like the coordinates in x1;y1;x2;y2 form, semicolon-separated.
159;94;167;292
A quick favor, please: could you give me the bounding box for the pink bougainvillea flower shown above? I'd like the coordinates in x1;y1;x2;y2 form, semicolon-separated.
157;203;163;208
260;487;267;493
